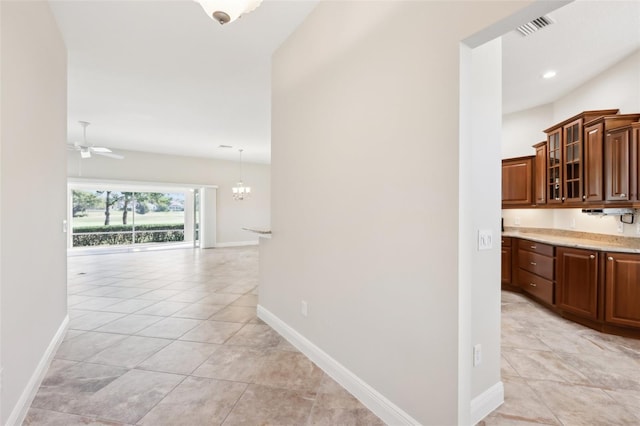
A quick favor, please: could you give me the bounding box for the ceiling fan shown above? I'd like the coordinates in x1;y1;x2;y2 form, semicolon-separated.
68;121;124;160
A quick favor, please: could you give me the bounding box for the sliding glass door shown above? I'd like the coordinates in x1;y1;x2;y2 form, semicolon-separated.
71;189;186;247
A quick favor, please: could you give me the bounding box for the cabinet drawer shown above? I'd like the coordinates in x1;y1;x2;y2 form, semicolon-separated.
519;239;554;256
519;269;554;305
518;250;554;280
502;237;512;247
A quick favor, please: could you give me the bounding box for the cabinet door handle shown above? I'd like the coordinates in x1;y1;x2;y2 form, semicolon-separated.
530;245;537;249
530;262;537;266
608;256;614;261
590;255;595;259
529;283;537;287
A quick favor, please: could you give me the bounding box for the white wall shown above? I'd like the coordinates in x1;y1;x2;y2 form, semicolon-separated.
262;1;541;424
67;149;270;245
553;49;640;120
502;104;552;158
502;49;640;237
1;2;68;423
463;38;503;405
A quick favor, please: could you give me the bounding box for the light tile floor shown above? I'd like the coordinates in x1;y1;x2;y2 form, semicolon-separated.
482;291;640;425
25;247;640;425
25;246;383;426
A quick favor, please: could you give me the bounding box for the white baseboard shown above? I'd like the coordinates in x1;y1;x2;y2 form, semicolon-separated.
213;240;259;248
257;305;421;426
470;381;504;425
5;315;69;426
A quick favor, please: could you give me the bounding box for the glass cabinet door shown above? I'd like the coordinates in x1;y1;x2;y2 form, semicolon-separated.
563;119;583;202
547;129;563;203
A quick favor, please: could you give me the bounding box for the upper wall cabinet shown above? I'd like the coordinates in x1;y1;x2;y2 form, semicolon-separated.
543;109;619;205
634;123;640;202
533;141;547;205
502;156;534;207
583;114;640;203
505;109;640;210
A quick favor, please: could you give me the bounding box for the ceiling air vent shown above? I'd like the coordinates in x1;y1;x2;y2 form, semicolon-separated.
516;16;554;37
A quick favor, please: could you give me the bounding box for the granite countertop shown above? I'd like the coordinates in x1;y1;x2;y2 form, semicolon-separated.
242;227;272;239
502;228;640;254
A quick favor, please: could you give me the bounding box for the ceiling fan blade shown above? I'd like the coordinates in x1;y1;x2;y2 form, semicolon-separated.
91;146;112;153
94;151;124;160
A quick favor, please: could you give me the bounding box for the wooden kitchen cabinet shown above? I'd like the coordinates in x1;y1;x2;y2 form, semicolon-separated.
544;109;619;205
501;237;512;285
563;118;583;202
605;127;631;201
584;121;605;202
634;123;640;201
518;239;554;305
556;247;599;320
533;141;547;205
546;128;563;204
582;114;640;203
502;156;534;207
605;252;640;328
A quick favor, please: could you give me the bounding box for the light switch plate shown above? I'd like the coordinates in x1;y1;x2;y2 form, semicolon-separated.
478;230;493;251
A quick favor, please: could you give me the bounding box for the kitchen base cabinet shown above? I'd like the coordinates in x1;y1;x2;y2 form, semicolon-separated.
556;247;599;320
501;237;512;286
517;239;554;306
605;252;640;328
502;237;640;339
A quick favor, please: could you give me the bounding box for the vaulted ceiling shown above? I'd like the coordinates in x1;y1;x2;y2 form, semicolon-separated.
51;0;640;164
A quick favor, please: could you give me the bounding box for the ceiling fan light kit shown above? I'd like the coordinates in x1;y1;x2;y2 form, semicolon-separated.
70;121;124;160
194;0;262;25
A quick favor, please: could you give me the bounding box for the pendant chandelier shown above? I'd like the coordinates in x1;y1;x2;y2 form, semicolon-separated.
194;0;263;25
232;149;251;200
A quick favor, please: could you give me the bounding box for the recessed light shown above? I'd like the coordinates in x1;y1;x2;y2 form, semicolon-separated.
542;70;557;79
218;144;233;148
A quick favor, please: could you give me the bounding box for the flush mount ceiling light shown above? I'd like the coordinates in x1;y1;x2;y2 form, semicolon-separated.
542;70;557;79
194;0;262;25
232;149;251;200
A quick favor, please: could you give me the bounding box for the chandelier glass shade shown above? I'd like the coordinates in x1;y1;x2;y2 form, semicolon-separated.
232;149;251;200
194;0;263;25
232;182;251;200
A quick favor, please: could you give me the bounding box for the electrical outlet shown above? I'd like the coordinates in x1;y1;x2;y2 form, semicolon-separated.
514;216;521;226
473;344;482;366
62;219;68;233
478;230;493;251
617;221;624;234
570;218;576;229
301;300;308;317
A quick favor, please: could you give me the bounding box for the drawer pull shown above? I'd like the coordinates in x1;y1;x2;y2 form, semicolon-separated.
608;256;614;261
590;255;595;259
529;283;537;287
530;245;537;249
530;262;537;266
620;194;626;197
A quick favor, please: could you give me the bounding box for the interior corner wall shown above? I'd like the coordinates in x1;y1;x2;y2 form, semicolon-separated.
1;1;68;423
67;149;270;245
262;1;532;424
